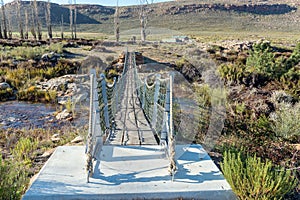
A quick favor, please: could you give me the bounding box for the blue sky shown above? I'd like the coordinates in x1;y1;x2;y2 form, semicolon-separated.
3;0;173;6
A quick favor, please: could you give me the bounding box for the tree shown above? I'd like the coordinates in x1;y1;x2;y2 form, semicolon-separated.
30;1;37;40
1;0;7;39
138;0;153;42
17;0;24;39
46;0;52;41
114;0;120;43
33;0;42;40
69;0;73;39
61;14;64;39
25;9;29;39
0;12;3;39
74;0;77;39
6;11;12;39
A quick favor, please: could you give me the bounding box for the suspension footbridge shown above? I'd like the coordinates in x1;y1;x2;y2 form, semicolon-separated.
23;51;235;200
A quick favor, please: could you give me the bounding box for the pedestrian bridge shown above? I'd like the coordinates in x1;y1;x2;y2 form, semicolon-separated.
23;51;236;200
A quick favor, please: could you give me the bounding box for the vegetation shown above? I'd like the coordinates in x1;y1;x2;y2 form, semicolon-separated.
218;41;300;98
271;102;300;140
221;151;297;200
0;43;63;61
0;157;29;200
0;127;86;199
0;0;299;198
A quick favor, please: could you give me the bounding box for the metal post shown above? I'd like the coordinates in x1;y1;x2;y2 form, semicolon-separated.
100;74;110;129
86;70;95;182
168;73;176;181
142;77;147;109
113;77;118;116
161;79;171;142
152;74;161;128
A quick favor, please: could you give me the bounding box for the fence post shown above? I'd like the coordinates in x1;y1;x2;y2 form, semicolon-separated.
100;73;110;129
152;74;161;128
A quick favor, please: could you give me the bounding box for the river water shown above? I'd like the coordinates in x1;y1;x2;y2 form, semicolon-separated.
0;101;66;129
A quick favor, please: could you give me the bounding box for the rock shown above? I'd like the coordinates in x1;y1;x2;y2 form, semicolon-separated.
73;92;88;104
56;109;71;120
7;117;16;122
57;96;69;105
0;82;11;90
40;148;55;158
295;144;300;151
51;134;60;142
41;52;60;62
71;135;84;143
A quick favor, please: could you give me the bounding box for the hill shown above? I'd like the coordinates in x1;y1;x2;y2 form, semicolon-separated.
2;0;300;40
3;0;100;29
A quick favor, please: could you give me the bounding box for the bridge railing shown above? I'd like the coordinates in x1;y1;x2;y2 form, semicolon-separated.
86;69;104;183
132;54;176;179
86;51;129;182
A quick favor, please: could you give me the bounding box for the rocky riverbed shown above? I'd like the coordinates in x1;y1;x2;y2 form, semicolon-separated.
0;74;91;130
0;101;66;129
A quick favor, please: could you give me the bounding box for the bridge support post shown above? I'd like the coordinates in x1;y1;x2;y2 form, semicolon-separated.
142;77;147;109
100;74;110;130
161;78;171;142
152;74;161;128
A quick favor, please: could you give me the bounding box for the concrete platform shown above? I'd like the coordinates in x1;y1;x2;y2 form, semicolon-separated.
23;145;236;200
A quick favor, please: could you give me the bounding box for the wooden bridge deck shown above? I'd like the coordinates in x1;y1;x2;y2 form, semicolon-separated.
106;54;158;145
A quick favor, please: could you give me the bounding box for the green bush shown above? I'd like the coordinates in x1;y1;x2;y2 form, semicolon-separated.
271;102;300;140
221;151;297;200
218;63;247;84
246;41;276;77
48;43;63;54
0;157;29;200
0;88;14;101
12;137;38;167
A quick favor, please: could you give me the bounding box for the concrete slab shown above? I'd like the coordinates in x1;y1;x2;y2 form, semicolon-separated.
23;145;236;200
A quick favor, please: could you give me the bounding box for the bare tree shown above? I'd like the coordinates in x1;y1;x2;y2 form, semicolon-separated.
17;0;24;39
7;11;12;39
61;14;64;39
25;9;29;39
1;0;7;39
69;0;74;39
46;0;52;41
74;0;77;39
114;0;120;43
0;16;3;39
139;0;150;43
30;1;37;40
33;0;42;40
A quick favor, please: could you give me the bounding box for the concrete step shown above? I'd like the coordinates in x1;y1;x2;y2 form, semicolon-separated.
23;145;236;200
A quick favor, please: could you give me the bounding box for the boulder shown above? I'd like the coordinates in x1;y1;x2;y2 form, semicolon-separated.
73;92;88;104
0;82;11;90
51;134;61;142
56;109;71;120
71;135;84;143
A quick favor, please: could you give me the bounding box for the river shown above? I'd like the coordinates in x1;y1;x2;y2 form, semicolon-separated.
0;101;67;129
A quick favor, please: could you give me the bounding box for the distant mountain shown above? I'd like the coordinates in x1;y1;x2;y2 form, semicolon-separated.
3;1;100;30
2;0;300;35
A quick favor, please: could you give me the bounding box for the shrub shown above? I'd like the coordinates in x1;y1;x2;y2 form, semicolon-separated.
246;41;275;77
218;63;247;84
106;55;115;62
221;151;297;200
271;102;300;140
0;88;14;101
11;137;38;167
0;157;29;200
48;43;63;54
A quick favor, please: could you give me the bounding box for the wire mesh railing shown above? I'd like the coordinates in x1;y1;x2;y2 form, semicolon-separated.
87;50;176;182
